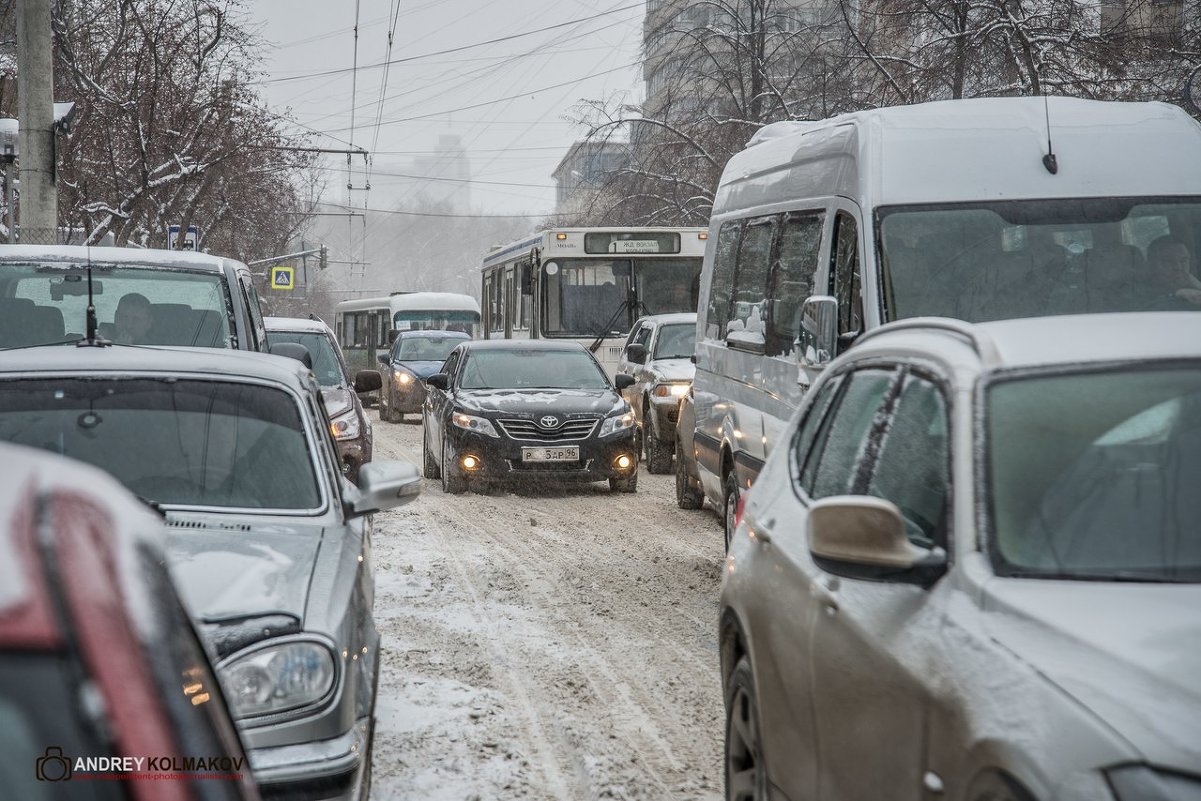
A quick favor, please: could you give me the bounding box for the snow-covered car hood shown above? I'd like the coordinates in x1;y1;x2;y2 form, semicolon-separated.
457;388;623;417
645;358;695;383
394;360;445;380
163;521;325;624
982;579;1201;769
321;386;355;418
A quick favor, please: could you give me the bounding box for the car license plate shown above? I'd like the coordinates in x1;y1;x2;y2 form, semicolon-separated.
522;446;579;462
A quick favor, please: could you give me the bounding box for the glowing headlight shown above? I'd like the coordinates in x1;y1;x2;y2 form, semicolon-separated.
652;382;691;398
220;641;335;720
599;411;635;437
451;411;499;437
394;370;414;386
330;408;361;441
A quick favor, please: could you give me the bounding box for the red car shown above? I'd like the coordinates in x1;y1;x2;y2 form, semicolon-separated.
0;443;257;801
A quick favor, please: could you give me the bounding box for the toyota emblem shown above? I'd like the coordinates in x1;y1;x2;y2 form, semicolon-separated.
539;415;559;428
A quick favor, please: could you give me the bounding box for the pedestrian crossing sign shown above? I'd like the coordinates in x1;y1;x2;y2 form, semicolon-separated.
271;265;295;290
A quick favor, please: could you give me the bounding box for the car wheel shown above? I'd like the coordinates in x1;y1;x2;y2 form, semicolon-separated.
675;438;704;510
609;471;638;493
644;414;673;474
968;771;1036;801
441;438;467;494
724;656;767;801
422;425;441;479
723;470;740;553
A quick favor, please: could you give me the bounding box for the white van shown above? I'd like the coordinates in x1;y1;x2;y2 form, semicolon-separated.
691;96;1201;545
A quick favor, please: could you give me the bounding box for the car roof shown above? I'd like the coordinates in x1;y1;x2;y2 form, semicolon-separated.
265;315;335;336
0;343;315;388
636;312;697;326
0;244;245;273
456;339;591;352
850;312;1201;372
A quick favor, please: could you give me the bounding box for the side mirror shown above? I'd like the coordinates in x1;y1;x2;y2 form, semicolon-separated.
270;342;313;369
626;343;648;364
354;369;382;393
426;372;449;391
377;353;390;366
350;460;421;516
520;262;534;296
807;496;946;588
798;295;839;369
614;373;636;391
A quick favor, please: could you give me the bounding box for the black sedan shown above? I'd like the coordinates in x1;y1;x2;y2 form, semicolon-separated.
422;340;639;494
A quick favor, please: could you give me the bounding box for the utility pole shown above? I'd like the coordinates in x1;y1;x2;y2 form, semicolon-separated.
16;0;57;245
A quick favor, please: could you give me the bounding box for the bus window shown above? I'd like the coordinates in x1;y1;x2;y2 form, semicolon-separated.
768;211;825;357
707;221;741;339
727;217;776;345
635;258;703;315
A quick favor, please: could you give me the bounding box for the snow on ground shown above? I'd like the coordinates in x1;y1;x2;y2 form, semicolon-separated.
368;413;725;800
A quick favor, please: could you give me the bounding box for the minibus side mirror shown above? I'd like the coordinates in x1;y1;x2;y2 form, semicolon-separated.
798;295;838;369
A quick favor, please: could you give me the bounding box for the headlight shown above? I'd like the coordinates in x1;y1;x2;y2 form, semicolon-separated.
1108;766;1201;800
452;411;499;437
652;382;691;399
599;411;635;437
394;370;414;386
330;408;361;441
220;641;336;720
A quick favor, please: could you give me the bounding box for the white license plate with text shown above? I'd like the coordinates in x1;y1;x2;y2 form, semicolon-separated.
521;446;580;462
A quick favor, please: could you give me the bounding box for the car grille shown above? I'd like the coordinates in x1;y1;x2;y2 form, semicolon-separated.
497;417;599;442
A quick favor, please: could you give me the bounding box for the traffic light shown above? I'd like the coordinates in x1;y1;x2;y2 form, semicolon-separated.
319;244;328;270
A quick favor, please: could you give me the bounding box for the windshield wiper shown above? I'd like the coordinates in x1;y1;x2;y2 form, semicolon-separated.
134;495;167;518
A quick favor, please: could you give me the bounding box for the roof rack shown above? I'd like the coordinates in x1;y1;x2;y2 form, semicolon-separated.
853;317;1000;365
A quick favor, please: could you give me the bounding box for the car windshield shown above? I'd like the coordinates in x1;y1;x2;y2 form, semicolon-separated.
266;330;346;387
459;349;608;390
0;378;321;510
0;262;233;348
653;323;695;359
879;197;1201;322
396;336;463;362
987;366;1201;582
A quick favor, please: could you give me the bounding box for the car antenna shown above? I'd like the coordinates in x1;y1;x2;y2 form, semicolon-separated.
1041;93;1058;175
78;246;109;348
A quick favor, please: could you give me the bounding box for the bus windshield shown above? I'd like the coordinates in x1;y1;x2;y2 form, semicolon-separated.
393;310;479;336
879;197;1201;322
542;258;702;337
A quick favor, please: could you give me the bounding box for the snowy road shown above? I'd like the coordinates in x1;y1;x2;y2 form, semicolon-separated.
367;413;726;801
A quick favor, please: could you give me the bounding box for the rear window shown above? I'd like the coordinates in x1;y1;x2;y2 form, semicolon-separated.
1;262;233;348
0;378;322;511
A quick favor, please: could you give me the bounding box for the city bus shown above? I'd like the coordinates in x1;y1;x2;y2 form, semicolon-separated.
479;227;707;375
335;291;482;376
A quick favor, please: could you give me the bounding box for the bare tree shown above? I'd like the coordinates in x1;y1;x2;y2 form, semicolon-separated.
45;0;316;257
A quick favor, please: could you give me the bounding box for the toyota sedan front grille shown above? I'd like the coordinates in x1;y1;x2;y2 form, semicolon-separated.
497;417;599;441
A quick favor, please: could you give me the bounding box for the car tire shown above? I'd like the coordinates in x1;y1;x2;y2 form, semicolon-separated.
676;438;704;510
441;438;467;494
422;426;441;479
644;410;673;474
609;471;638;493
723;470;741;553
724;656;767;801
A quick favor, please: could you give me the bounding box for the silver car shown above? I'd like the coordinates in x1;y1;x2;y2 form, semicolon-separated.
617;312;697;473
720;313;1201;801
0;345;420;800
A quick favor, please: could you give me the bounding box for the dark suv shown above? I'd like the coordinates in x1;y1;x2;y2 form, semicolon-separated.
265;316;379;481
422;340;638;494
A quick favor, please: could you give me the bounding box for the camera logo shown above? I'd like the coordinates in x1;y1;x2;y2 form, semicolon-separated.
36;746;72;782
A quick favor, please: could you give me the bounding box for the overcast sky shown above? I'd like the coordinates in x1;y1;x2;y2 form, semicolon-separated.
247;0;645;216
